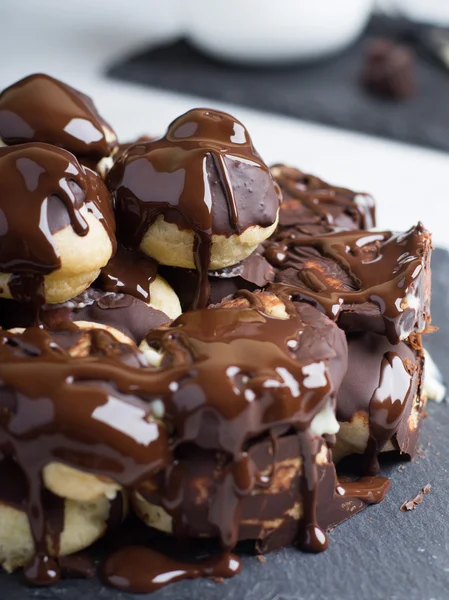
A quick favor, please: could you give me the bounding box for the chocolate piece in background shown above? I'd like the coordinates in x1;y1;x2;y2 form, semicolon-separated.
361;39;416;100
0;249;448;600
107;16;449;153
160;250;275;310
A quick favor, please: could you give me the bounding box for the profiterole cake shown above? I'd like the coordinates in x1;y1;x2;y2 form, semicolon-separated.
0;73;440;595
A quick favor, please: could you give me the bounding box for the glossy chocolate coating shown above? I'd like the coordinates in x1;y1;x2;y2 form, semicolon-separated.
107;108;281;308
266;224;431;344
144;292;347;551
99;246;158;304
271;164;375;235
0;288;170;345
160;249;275;310
0;143;116;304
337;331;424;473
138;436;389;555
0;326;172;583
0;74;117;160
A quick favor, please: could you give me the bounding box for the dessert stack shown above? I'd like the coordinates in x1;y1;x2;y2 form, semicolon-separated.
0;74;433;594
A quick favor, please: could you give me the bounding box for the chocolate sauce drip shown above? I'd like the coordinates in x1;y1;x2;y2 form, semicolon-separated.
271;164;375;235
107;108;281;308
0;327;171;584
298;433;328;553
336;476;390;503
99;246;158;303
267;224;431;344
0;143;116;305
0;288;169;344
103;546;241;593
366;352;413;474
0;74;117;160
337;332;422;473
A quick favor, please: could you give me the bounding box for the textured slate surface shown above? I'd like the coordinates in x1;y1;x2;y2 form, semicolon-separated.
1;249;448;600
107;18;449;152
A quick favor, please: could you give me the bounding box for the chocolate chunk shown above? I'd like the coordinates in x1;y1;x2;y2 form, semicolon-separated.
270;164;375;235
44;288;170;344
267;224;432;344
160;249;275;310
337;331;425;473
361;39;416;101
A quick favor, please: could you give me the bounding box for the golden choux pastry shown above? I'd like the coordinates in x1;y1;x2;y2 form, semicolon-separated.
0;142;116;305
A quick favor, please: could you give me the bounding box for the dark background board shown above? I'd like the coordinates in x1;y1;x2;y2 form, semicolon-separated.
107;17;449;153
1;249;448;600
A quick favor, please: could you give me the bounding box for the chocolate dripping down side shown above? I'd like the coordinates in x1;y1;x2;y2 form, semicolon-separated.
337;331;425;474
0;143;116;309
0;326;175;584
143;291;349;553
107;108;281;309
98;246;158;304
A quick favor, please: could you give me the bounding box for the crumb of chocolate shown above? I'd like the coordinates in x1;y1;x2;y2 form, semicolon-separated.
257;556;267;564
400;484;431;512
211;577;224;584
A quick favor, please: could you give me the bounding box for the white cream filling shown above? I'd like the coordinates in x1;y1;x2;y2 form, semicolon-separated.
310;400;340;437
423;349;446;403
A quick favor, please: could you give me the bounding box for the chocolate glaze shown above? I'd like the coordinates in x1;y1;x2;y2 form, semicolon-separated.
0;143;116;304
45;289;170;344
337;332;424;473
0;289;169;345
138;436;389;555
160;249;275;310
103;546;241;593
144;292;347;551
0;74;117;160
107;108;281;308
266;224;432;344
271;164;375;235
99;246;158;303
0;326;171;584
114;135;155;163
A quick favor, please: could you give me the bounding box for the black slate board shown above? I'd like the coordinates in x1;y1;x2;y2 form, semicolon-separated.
2;249;448;600
107;17;449;153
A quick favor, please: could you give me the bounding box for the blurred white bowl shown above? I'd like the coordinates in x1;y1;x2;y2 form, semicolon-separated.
184;0;375;65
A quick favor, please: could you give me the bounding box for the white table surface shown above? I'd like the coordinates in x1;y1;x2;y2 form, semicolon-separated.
1;0;448;249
